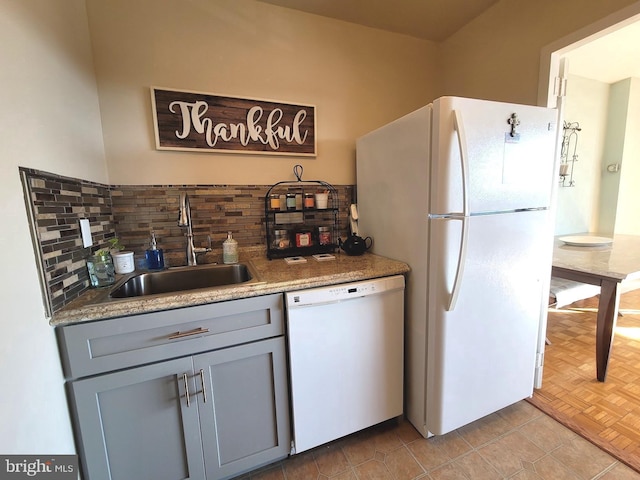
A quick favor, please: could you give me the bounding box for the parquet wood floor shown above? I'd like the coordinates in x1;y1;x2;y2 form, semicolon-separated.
528;288;640;473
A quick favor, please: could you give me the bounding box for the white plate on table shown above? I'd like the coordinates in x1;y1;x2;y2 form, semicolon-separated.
559;235;613;247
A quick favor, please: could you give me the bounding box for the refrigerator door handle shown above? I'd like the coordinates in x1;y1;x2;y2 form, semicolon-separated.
447;215;469;312
452;110;470;217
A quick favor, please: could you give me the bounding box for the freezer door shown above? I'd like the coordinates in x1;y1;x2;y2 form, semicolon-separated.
430;96;558;215
426;209;550;435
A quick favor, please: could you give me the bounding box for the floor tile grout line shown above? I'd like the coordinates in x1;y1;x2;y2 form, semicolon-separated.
247;415;627;480
402;421;530;478
424;407;585;479
590;460;624;480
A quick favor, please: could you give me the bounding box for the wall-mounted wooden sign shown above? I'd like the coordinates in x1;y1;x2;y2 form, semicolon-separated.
151;87;316;156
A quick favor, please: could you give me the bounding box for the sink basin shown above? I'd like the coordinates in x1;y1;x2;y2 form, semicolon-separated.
110;263;261;298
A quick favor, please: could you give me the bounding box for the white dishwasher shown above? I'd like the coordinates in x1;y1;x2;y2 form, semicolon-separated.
286;275;405;453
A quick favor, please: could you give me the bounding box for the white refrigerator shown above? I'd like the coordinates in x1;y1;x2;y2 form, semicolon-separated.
356;96;558;437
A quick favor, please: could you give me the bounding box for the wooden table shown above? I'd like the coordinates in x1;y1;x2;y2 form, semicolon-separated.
552;234;640;381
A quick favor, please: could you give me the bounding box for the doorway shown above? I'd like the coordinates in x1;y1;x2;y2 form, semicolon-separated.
534;2;640;388
539;3;640;110
541;4;640;238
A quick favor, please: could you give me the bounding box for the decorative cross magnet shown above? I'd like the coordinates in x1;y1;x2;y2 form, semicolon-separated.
507;113;520;137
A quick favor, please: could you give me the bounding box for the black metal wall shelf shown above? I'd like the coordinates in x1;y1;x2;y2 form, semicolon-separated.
264;167;338;260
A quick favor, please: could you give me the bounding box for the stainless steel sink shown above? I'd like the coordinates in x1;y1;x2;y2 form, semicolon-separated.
110;263;261;298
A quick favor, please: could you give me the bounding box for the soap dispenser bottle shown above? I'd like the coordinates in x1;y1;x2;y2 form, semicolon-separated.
223;231;238;264
145;231;165;270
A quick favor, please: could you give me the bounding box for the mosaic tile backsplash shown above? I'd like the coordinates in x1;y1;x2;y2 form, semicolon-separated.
111;184;353;262
21;168;353;315
21;168;116;315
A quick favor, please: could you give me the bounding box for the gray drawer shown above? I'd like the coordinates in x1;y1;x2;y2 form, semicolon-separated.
57;294;284;379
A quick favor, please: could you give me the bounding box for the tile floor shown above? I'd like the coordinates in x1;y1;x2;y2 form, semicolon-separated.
241;400;640;480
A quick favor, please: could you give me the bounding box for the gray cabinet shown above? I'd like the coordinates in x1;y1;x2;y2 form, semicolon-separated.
70;357;205;480
197;338;289;479
58;294;290;480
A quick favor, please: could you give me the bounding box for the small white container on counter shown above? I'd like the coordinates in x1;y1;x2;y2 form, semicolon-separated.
112;251;135;274
315;192;329;209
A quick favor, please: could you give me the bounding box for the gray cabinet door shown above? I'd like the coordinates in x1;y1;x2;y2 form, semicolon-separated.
70;357;205;480
195;337;290;480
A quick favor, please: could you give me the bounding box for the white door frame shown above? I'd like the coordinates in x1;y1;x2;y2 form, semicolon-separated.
537;2;640;108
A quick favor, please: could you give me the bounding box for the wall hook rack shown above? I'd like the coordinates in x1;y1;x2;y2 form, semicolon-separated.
559;121;581;187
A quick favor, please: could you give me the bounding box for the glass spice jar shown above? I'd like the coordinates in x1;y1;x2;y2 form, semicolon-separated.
269;194;280;210
295;231;313;247
286;193;296;210
273;230;290;249
303;193;315;209
318;226;332;245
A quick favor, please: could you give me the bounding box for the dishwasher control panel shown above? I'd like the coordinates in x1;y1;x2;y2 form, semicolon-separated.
285;275;405;308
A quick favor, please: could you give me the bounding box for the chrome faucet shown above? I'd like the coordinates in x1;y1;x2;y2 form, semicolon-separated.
178;192;211;266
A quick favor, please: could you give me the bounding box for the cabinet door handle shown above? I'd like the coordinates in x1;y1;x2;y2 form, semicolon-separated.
168;327;209;340
199;369;207;403
182;373;190;407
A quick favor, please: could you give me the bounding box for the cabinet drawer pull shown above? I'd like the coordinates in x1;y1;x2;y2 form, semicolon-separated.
182;373;190;407
199;369;207;403
168;327;209;340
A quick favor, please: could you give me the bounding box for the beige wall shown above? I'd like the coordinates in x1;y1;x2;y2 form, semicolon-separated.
0;0;105;453
86;0;439;186
439;0;639;106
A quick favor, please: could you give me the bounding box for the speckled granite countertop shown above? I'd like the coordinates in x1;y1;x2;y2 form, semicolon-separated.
553;234;640;282
51;251;409;326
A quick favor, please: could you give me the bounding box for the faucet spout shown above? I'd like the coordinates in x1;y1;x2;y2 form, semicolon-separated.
178;193;208;266
178;192;190;227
